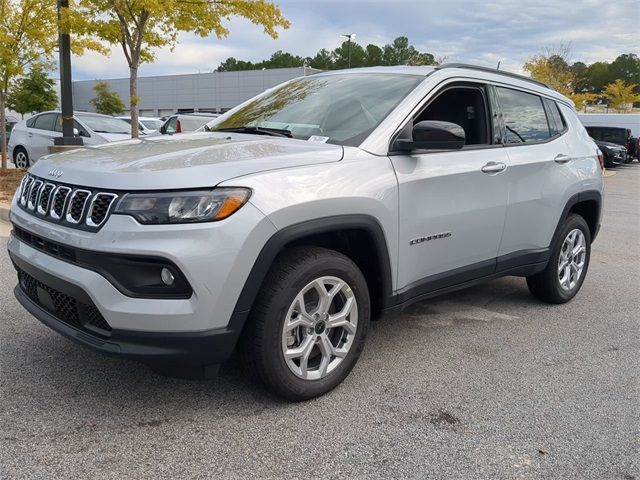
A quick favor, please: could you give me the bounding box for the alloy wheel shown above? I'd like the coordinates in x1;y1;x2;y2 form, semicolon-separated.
281;276;358;381
558;228;586;291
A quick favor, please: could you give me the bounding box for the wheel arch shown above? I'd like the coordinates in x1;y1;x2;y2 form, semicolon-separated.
552;190;602;246
232;215;394;321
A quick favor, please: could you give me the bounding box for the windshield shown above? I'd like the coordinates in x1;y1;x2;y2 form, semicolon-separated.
206;73;423;146
79;115;131;135
141;119;164;130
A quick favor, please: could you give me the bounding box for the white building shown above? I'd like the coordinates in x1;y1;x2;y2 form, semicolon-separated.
72;67;321;117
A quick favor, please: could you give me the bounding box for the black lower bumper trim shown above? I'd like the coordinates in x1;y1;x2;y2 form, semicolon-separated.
15;286;246;378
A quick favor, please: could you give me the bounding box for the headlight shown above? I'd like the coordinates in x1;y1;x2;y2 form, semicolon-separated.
114;188;251;224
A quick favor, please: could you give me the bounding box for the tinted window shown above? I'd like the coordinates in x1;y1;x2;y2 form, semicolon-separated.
497;88;551;143
543;99;566;136
33;113;58;131
585;127;626;144
26;117;36;128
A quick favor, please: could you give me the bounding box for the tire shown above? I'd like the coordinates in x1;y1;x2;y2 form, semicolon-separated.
240;246;370;401
527;214;591;304
13;147;29;169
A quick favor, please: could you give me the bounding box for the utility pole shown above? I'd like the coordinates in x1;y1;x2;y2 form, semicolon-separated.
54;0;82;148
341;33;356;68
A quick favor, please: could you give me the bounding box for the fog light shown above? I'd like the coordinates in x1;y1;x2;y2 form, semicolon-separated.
161;267;175;286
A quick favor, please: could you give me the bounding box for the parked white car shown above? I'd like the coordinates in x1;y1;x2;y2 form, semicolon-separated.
117;116;164;135
8;111;132;168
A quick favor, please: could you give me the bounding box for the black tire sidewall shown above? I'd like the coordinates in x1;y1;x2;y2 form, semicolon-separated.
258;251;370;400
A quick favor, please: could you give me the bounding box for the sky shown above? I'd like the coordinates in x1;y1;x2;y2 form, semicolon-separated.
71;0;640;81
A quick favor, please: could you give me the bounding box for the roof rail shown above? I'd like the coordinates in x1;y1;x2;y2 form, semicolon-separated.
437;63;551;89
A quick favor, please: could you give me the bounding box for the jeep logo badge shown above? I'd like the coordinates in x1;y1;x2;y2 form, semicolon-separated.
48;168;63;178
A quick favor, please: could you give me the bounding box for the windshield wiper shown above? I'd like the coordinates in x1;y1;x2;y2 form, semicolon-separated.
214;126;292;138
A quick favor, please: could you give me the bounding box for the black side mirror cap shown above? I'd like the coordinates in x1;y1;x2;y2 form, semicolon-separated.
395;120;466;151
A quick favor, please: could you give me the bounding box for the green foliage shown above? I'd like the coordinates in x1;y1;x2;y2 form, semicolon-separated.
69;0;290;137
7;65;58;117
90;81;126;115
217;36;435;72
603;79;640;112
0;0;58;168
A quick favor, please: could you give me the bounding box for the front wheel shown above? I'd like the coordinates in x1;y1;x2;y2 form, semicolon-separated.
527;214;591;304
241;246;370;401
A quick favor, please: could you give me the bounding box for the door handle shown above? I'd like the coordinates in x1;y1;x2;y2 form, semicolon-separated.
481;161;507;174
554;154;572;164
27;133;33;137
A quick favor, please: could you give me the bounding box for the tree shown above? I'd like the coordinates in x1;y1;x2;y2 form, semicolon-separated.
7;64;58;118
308;49;333;70
0;0;57;169
90;80;126;115
608;54;640;91
603;79;640;112
332;40;366;69
364;44;383;67
69;0;290;138
523;48;575;97
571;92;598;112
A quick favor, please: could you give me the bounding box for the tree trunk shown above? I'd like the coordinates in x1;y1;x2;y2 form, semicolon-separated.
0;91;7;170
129;65;139;139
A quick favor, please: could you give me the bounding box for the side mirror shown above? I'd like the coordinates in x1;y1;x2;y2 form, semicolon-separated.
73;128;79;136
159;125;166;135
395;120;465;151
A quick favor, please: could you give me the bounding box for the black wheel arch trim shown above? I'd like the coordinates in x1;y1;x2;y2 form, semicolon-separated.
551;189;602;245
232;214;394;316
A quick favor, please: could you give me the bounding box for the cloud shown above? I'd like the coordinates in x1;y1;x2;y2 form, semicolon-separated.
70;0;639;80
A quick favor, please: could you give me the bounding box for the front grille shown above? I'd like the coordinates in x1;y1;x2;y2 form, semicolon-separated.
87;193;117;227
17;174;119;231
37;183;55;215
66;190;90;223
51;186;71;219
17;267;112;336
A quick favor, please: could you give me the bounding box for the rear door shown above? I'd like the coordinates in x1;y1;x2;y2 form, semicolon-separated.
496;87;573;264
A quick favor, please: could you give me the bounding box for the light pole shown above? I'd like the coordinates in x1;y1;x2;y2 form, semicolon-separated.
55;0;82;147
340;33;356;68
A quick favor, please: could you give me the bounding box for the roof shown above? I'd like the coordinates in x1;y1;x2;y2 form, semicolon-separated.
315;64;570;106
316;65;437;77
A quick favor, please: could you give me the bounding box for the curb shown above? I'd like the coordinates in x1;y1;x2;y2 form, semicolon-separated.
0;202;10;224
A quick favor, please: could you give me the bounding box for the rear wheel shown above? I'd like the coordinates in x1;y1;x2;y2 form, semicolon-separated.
241;246;370;401
527;214;591;304
13;148;29;169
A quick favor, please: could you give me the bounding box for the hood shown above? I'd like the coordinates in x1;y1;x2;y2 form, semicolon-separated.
29;132;344;190
595;140;626;151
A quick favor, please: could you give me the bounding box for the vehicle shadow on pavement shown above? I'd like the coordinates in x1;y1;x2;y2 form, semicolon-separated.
3;274;534;419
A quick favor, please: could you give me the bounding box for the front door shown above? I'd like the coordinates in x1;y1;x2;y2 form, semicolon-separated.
390;83;510;298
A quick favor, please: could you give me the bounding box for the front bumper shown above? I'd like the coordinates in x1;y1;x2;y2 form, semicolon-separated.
11;251;247;377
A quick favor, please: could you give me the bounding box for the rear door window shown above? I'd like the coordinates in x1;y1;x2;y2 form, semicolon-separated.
32;113;58;131
497;87;551;143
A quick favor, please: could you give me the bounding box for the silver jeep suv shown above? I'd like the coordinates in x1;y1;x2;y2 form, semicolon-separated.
8;65;603;400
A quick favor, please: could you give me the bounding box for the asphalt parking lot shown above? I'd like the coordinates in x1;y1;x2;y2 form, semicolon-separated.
1;166;638;480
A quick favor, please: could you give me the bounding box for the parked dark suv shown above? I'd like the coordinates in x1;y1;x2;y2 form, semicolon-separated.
585;126;635;162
